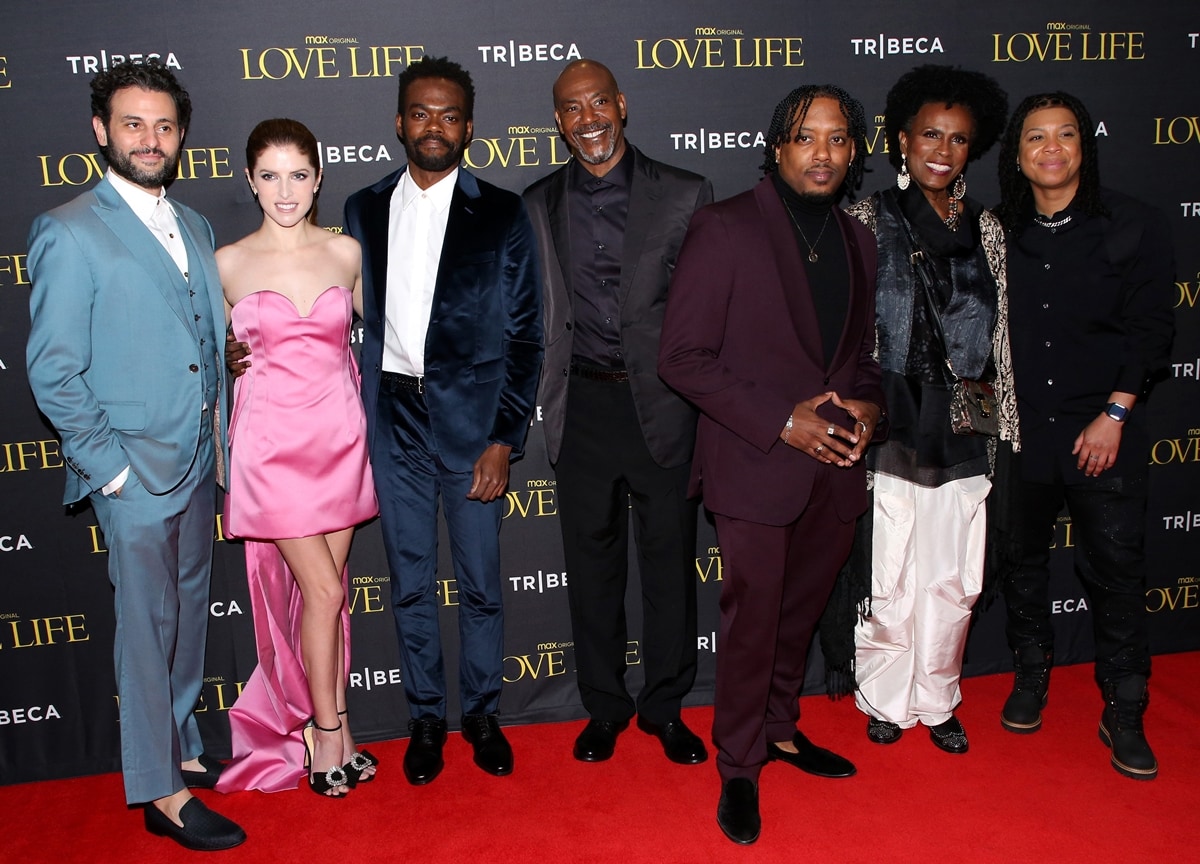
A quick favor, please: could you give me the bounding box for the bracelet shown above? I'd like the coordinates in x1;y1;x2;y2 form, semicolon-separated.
782;414;794;444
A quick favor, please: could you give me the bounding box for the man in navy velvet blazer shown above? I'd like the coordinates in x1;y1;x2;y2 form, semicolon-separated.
343;56;542;786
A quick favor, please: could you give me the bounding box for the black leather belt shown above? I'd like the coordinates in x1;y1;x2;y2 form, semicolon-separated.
381;371;424;393
570;361;629;382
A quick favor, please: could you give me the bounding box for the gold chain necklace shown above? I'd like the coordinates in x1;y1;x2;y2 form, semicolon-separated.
781;200;832;263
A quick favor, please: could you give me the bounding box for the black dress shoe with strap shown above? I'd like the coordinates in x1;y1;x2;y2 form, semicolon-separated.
404;717;447;785
766;730;857;778
180;753;224;789
716;778;760;845
144;797;246;851
636;716;708;764
572;718;629;762
461;713;513;776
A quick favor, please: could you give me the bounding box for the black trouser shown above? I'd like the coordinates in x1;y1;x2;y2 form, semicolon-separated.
1004;455;1151;686
554;374;698;725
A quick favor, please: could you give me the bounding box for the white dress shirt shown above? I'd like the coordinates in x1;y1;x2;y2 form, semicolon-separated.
382;167;457;376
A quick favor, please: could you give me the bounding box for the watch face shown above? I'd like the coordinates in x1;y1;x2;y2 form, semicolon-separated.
1107;403;1128;421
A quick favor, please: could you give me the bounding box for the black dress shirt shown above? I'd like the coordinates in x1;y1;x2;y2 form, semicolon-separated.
1007;187;1174;481
568;147;634;368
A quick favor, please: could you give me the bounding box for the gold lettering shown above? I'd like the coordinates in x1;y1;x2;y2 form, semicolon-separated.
64;614;89;643
0;254;29;286
197;681;245;712
9;619;38;648
0;440;64;472
0;56;10;89
548;135;572;165
1177;281;1200;308
349;584;384;613
1146;584;1199;612
863;124;889;155
1153;117;1200;145
696;555;723;583
436;578;459;606
38;153;105;187
89;524;107;554
502;650;567;682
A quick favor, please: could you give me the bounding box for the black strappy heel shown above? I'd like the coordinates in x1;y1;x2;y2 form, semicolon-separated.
303;719;350;797
338;710;380;784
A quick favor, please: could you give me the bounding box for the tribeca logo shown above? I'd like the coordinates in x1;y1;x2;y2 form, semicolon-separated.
1161;511;1200;531
66;51;181;74
317;142;394;166
508;569;567;593
850;34;944;58
670;129;766;154
477;41;582;65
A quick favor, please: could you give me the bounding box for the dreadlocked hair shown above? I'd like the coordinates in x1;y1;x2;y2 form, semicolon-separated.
761;84;868;201
995;91;1107;235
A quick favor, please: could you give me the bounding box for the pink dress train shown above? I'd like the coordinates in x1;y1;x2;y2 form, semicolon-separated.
216;286;377;793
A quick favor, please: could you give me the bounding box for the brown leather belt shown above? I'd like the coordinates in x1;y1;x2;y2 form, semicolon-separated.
570;361;629;382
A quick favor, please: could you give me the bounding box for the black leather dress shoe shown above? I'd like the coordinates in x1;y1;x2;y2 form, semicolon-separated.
766;730;857;778
461;713;513;776
572;718;630;762
636;716;708;764
180;753;224;789
867;716;903;745
929;716;969;754
716;778;760;845
144;797;246;851
403;717;448;785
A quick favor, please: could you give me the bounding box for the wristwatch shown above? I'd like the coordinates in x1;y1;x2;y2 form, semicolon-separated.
1105;402;1130;422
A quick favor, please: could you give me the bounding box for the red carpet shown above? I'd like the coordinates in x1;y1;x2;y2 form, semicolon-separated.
7;651;1198;863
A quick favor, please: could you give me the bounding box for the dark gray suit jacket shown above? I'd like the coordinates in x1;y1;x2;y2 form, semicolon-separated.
523;145;712;467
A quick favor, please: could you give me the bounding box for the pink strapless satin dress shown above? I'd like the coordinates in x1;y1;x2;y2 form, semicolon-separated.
217;286;378;793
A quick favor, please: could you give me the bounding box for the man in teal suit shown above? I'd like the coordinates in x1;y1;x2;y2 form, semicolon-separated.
26;60;244;851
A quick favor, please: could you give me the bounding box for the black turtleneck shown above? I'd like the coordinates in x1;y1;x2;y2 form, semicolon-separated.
771;173;849;369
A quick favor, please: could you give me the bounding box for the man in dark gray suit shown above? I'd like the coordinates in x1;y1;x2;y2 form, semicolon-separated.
523;59;712;765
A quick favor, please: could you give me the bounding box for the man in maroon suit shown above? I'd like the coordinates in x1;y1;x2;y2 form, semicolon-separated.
659;85;885;845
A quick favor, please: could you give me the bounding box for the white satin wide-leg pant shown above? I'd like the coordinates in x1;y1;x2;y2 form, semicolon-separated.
855;471;991;728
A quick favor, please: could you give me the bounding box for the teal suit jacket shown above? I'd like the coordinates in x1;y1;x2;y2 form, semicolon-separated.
26;175;229;504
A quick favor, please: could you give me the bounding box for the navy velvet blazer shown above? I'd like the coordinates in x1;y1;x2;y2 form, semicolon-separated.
344;166;543;472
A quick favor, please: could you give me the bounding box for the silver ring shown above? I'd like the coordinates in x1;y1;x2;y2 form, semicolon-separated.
856;421;868;433
815;444;824;453
826;426;836;436
1088;455;1098;461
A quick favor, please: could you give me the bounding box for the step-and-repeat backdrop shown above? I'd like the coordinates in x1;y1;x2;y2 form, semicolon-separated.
2;0;1197;784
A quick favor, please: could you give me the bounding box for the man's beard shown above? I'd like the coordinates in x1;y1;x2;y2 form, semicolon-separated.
102;142;178;189
405;134;465;173
797;189;839;207
571;122;617;165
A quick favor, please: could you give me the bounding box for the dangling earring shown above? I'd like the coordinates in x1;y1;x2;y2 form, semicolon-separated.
1015;158;1022;174
897;154;911;190
952;172;966;200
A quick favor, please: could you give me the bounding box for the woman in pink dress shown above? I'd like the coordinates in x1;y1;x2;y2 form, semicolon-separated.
215;119;379;797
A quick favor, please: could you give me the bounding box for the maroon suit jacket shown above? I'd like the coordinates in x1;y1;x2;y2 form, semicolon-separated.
658;177;883;527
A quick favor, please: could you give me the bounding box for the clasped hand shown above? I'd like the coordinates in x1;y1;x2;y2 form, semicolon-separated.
780;391;879;467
